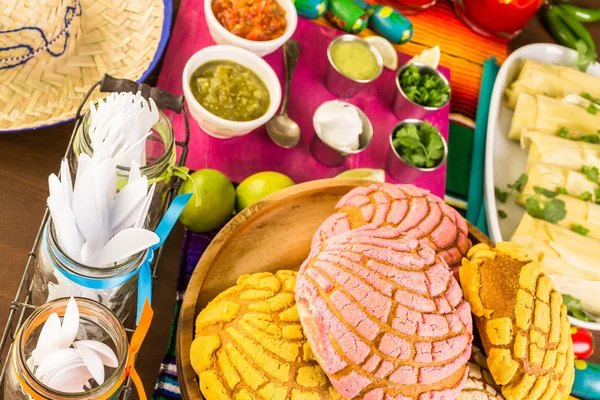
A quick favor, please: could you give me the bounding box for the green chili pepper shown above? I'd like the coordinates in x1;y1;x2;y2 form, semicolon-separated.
560;4;600;23
556;6;596;55
545;6;578;49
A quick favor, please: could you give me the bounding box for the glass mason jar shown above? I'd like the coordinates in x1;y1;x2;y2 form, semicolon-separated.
32;219;147;323
70;106;176;230
4;298;128;400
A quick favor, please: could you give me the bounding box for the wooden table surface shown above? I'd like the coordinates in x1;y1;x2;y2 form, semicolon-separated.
1;1;599;398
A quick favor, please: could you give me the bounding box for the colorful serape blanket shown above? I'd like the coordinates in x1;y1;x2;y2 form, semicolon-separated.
152;230;215;400
152;2;512;396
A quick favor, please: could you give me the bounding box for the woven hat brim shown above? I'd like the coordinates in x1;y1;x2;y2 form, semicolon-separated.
0;0;170;133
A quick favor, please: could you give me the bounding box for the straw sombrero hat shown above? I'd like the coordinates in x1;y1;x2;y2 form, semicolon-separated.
0;0;170;132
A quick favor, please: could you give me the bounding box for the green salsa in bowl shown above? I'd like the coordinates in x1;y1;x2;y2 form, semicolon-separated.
190;60;270;122
182;45;282;139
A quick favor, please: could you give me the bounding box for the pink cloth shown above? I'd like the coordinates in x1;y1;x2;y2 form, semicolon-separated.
157;0;450;196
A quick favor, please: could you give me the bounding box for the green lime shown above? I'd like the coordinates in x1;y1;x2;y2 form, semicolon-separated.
335;168;385;182
179;169;236;232
236;171;295;212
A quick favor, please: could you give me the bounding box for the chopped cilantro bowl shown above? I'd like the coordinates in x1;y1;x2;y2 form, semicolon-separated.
390;120;447;170
397;62;451;109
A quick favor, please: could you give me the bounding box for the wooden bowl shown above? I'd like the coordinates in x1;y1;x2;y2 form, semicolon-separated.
176;178;490;399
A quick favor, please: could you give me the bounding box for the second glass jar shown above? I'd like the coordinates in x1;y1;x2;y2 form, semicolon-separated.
70;104;176;230
32;219;146;323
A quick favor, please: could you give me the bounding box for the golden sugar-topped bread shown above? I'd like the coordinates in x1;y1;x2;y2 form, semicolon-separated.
191;271;341;400
460;243;574;400
459;346;504;400
297;227;473;400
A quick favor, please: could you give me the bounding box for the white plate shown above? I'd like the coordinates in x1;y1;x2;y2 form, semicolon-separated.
485;43;600;242
484;43;600;330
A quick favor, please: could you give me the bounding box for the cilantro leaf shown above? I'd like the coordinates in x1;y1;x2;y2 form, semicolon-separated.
495;187;509;203
396;125;421;149
595;188;600;203
408;153;428;167
498;210;507;219
572;224;590;236
533;186;557;198
580;135;600;144
588;103;598;115
579;191;593;202
563;294;593;322
583;165;599;183
525;197;544;219
543;198;567;223
557;187;568;195
575;40;596;72
558;127;569;138
393;123;444;169
508;174;528;193
582;92;593;100
420;123;444;161
525;196;567;223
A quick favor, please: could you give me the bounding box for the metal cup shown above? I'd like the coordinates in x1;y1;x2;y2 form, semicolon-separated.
311;101;373;167
392;62;451;121
325;35;383;98
385;119;448;183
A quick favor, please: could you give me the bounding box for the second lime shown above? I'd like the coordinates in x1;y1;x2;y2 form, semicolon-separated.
236;171;295;212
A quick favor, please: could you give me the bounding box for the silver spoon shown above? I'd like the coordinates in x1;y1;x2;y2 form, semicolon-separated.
267;39;301;148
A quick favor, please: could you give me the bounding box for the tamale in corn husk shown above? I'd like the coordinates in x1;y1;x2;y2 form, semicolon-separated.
508;94;600;141
520;163;600;203
506;59;600;109
511;213;600;281
524;132;600;173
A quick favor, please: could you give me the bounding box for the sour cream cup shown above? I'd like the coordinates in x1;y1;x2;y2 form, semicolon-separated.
182;45;282;139
324;35;383;98
310;100;373;167
204;0;297;57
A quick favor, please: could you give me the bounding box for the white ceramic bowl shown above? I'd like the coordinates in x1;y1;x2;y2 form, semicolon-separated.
182;45;282;139
204;0;297;57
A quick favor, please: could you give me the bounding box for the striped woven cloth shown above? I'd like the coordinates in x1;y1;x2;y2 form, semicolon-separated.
152;231;216;400
152;2;510;397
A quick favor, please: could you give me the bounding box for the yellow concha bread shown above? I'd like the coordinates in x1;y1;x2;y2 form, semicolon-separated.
459;346;504;400
460;242;574;400
191;271;341;400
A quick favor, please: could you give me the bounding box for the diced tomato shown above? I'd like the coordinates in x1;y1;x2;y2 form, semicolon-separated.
212;0;287;41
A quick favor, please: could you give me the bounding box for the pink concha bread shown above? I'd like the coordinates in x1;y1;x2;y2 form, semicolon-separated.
311;183;471;268
297;226;474;400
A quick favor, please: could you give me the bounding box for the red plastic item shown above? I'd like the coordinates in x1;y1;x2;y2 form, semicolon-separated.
572;326;595;360
395;0;437;10
454;0;543;38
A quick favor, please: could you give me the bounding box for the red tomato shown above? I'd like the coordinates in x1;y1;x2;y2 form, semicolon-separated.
572;326;595;360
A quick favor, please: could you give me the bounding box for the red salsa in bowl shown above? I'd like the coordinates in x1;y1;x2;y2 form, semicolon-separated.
212;0;287;41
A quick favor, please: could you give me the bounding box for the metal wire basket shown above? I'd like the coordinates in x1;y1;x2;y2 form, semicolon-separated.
0;74;191;399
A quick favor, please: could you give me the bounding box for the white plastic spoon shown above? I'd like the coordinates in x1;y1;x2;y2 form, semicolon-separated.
90;228;159;266
34;313;61;365
73;341;118;368
76;343;105;385
58;297;79;349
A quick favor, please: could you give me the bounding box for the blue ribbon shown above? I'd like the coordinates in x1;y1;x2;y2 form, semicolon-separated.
52;193;192;325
